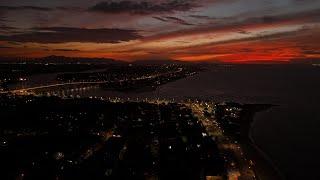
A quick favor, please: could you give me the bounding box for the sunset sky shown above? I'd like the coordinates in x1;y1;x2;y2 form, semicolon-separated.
0;0;320;62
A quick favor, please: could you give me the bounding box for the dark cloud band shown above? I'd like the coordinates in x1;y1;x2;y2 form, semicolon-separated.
0;6;52;11
0;27;142;43
153;16;194;25
89;0;197;14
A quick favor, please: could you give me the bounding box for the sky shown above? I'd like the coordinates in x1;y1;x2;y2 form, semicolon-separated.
0;0;319;63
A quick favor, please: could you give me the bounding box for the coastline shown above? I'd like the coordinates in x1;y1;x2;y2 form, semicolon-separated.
245;133;285;180
242;105;284;180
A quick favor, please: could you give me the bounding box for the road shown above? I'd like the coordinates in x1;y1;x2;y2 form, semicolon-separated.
186;102;257;180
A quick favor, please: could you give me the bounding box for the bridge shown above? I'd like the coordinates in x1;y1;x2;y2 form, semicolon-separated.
11;81;107;92
1;81;108;96
1;68;185;96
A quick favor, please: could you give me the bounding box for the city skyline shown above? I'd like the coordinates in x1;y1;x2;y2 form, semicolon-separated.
0;0;320;63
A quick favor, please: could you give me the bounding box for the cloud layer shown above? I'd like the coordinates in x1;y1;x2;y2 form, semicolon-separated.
0;27;142;43
0;0;319;62
153;16;194;25
0;5;52;11
89;0;197;14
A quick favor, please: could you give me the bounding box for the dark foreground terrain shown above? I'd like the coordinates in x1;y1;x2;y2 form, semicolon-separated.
0;95;226;180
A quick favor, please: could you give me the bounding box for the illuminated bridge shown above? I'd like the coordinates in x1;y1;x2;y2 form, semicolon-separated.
7;81;108;96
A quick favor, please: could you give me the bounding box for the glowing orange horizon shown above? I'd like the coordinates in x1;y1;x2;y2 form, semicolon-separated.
0;23;319;63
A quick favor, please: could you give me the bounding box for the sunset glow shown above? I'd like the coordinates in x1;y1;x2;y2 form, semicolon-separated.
0;0;319;63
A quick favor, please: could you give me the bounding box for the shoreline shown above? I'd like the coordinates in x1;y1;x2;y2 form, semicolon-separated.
246;132;285;180
242;105;284;180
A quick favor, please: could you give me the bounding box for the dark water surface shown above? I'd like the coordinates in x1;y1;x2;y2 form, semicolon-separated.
83;64;320;179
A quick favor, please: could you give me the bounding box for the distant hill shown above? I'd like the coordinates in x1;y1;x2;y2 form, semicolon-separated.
2;56;320;65
289;58;320;64
0;56;192;65
132;59;191;65
0;55;126;64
